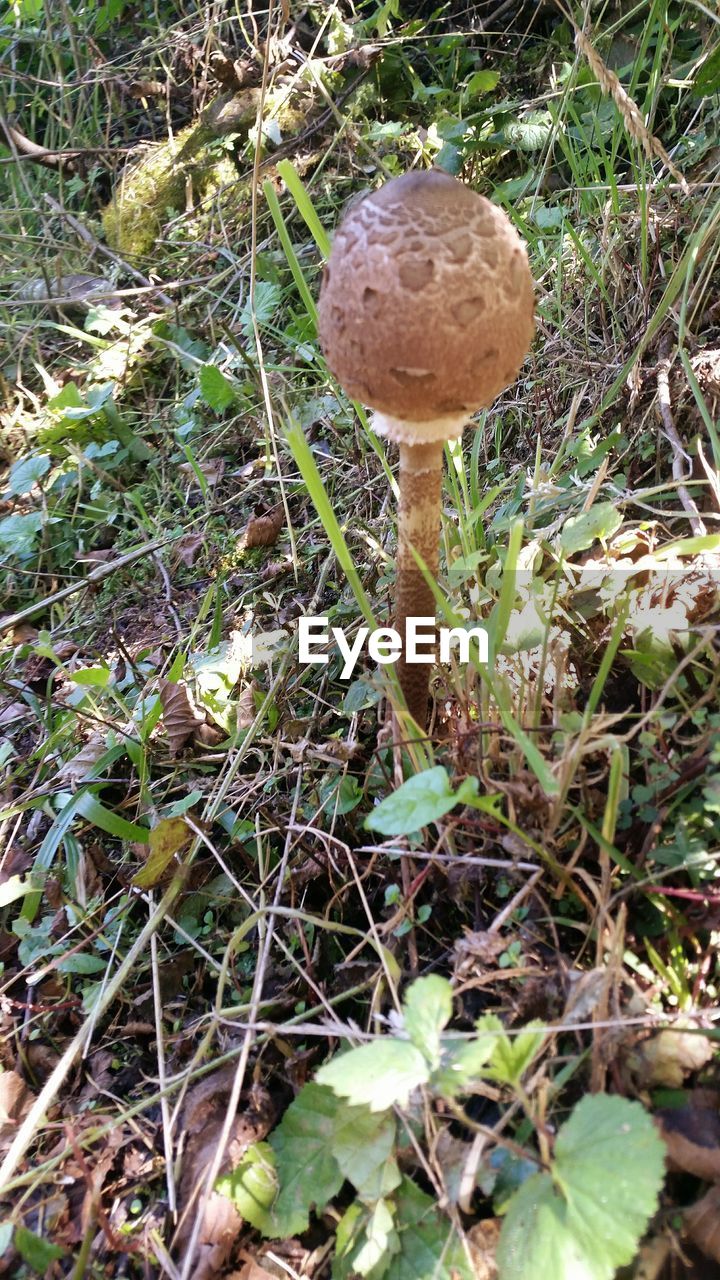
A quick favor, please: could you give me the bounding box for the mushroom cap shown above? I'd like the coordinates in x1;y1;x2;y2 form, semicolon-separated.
318;169;535;434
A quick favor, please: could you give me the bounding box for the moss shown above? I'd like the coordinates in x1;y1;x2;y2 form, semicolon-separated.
101;91;260;257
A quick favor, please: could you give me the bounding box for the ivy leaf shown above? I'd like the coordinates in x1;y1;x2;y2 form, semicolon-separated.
497;1095;666;1280
402;976;453;1068
199;364;236;412
559;503;622;556
316;1041;430;1112
487;1020;545;1087
268;1083;345;1236
384;1177;474;1280
216;1141;277;1235
331;1104;400;1200
365;767;479;836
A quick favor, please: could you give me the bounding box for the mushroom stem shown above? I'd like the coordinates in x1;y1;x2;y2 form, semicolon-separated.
395;439;444;728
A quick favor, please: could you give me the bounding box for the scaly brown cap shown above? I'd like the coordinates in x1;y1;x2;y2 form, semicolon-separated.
318;169;535;436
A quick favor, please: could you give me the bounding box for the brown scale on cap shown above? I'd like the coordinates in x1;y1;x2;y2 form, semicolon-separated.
318;169;535;729
318;169;535;430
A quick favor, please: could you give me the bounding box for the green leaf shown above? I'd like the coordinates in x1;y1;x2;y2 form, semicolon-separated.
365;767;478;836
500;111;553;151
559;503;622;556
0;512;44;556
69;665;111;687
331;1104;399;1200
199;364;236;412
487;1020;545;1087
402;976;453;1068
463;69;500;97
316;1041;430;1112
57;952;107;975
14;1226;65;1271
384;1177;474;1280
497;1095;666;1280
434;1024;498;1098
334;1199;398;1278
76;792;150;844
268;1083;345;1236
216;1141;277;1234
5;454;51;497
496;1173;598;1280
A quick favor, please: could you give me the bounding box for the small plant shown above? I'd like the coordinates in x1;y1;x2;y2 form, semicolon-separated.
218;976;666;1279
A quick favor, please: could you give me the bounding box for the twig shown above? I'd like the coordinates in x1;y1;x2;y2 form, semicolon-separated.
0;536;169;634
43;194;175;309
656;349;707;536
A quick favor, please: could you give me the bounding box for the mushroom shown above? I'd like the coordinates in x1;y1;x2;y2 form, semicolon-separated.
318;169;535;727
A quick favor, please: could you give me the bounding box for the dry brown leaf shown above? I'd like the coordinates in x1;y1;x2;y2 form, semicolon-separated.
159;679;206;755
56;731;109;786
467;1219;500;1280
686;1185;720;1264
657;1104;720;1181
0;1070;35;1154
194;722;226;748
243;506;284;550
635;1027;713;1088
236;683;256;730
179;457;225;488
228;1261;278;1280
11;624;38;645
0;702;25;728
175;533;205;567
175;1070;275;1280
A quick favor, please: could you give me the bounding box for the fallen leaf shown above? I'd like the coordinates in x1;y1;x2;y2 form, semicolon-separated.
179;457;225;488
657;1104;720;1180
56;732;109;786
686;1185;720;1264
0;1070;35;1153
635;1027;714;1088
0;702;25;728
236;684;256;730
467;1219;500;1279
175;1071;275;1280
132;817;192;888
11;624;38;645
159;680;205;754
175;533;205;567
243;507;284;550
193;722;226;747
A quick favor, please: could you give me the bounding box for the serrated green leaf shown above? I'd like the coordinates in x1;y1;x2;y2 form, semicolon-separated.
497;1095;666;1280
199;364;236;412
331;1104;399;1200
268;1083;344;1236
317;1041;430;1112
402;976;453;1067
560;503;622;556
554;1095;666;1270
365;767;478;836
384;1177;474;1280
488;1021;545;1087
496;1172;599;1280
216;1141;277;1234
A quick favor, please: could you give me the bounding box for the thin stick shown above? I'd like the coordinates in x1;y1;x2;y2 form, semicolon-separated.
656;349;706;536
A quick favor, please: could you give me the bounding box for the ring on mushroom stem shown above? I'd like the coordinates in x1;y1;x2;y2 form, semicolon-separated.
318;168;535;729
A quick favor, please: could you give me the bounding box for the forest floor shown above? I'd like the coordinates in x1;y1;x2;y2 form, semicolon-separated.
1;1;720;1278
